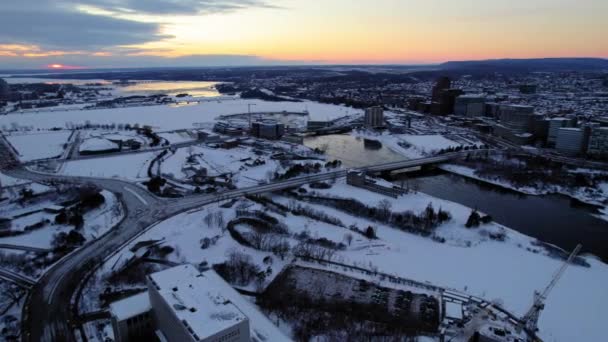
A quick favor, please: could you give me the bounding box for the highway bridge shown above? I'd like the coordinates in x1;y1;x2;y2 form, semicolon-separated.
0;268;36;289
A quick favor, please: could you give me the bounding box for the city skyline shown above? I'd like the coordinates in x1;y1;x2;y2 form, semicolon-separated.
0;0;607;69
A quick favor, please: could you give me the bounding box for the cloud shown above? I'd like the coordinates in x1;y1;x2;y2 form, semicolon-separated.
0;52;295;69
75;0;280;15
0;4;171;50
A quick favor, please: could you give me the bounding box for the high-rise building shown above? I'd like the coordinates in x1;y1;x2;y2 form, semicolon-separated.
0;78;9;100
364;106;385;128
556;127;589;155
587;127;608;158
454;95;485;117
432;77;451;102
498;105;535;133
548;118;575;146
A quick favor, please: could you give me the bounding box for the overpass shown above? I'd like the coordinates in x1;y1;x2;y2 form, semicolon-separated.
0;268;36;289
0;244;51;254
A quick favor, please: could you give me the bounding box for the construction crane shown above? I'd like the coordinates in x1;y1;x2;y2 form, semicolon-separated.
521;244;582;335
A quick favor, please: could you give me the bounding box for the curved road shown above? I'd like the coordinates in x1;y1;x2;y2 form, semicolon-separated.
1;139;471;341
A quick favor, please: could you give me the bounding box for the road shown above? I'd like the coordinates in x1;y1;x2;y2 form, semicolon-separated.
0;133;469;341
0;244;50;253
0;268;36;289
21;138;203;166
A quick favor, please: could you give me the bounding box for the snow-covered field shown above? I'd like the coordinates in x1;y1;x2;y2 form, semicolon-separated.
79;137;119;153
292;181;608;342
0;190;121;249
160;145;282;187
352;130;474;159
0;99;361;131
91;176;608;342
5;131;72;161
61;152;158;181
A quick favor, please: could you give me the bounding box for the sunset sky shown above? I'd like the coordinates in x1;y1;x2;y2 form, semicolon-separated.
0;0;606;69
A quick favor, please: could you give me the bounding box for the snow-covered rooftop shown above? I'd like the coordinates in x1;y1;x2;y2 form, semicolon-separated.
79;137;119;152
445;302;463;320
109;292;151;321
148;265;247;341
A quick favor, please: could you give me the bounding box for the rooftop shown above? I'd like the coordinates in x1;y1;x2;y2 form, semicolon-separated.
148;265;247;341
109;291;151;321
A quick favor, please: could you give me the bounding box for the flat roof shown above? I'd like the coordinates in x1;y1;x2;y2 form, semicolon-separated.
445;302;463;320
149;265;289;341
109;292;151;321
149;265;246;341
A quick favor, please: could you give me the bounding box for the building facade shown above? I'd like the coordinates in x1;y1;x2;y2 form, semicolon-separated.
498;105;535;133
588;127;608;158
454;95;485;117
547;118;576;146
364;106;385;128
555;128;588;155
109;266;252;342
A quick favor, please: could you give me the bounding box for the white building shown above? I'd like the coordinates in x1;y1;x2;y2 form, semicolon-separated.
148;265;250;342
109;265;288;342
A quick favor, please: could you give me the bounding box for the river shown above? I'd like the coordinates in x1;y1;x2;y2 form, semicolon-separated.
304;134;608;261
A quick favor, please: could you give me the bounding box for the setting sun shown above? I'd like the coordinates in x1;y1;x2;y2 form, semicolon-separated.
48;64;64;69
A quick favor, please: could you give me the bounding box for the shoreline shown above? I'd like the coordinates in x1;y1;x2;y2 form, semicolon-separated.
439;164;608;220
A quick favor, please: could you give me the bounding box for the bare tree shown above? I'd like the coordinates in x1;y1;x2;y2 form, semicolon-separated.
344;233;353;246
377;199;392;219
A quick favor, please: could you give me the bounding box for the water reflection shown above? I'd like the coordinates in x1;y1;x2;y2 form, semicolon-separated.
119;81;221;97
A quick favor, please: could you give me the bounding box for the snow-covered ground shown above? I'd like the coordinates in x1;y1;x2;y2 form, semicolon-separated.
0;190;122;249
290;181;608;342
0;172;52;198
61;152;158;181
5;131;72;161
160;145;282;187
88;176;608;342
352;130;476;159
0;99;361;131
157;131;195;144
79;137;119;153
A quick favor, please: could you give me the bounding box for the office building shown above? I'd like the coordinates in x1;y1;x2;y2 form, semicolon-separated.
147;265;250;342
555;128;588;155
250;120;285;140
547;118;575;146
432;77;451;102
588;127;608;158
498;105;535;133
454;95;485;117
109;265;254;342
364;106;385;128
0;78;9;100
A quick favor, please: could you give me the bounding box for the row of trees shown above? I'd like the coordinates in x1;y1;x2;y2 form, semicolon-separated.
294;194;451;236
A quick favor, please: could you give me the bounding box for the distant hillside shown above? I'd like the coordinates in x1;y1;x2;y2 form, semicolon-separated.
440;58;608;72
